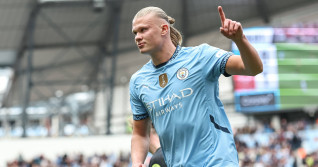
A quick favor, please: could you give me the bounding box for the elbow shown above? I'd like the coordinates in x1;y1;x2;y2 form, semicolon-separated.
258;63;264;75
249;64;263;76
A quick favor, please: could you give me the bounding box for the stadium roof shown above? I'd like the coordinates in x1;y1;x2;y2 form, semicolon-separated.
0;0;317;107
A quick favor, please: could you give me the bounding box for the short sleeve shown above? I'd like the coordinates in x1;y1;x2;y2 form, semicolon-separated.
129;75;149;120
199;44;233;81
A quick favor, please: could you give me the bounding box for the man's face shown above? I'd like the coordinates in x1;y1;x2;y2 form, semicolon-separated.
132;14;165;54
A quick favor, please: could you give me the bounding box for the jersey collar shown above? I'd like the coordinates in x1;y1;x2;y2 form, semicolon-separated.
153;45;181;69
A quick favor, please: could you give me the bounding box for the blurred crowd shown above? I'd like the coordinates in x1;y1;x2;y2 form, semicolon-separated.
274;22;318;43
235;118;318;167
6;118;318;167
7;152;130;167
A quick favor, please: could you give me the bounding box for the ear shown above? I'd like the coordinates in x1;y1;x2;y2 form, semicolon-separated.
161;24;169;35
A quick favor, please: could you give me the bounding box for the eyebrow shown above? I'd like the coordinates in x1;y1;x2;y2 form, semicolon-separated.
131;25;140;34
132;25;147;35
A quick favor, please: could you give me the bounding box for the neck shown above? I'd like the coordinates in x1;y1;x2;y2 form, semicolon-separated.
150;42;176;66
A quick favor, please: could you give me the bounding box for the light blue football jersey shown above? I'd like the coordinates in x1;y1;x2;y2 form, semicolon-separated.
130;44;239;167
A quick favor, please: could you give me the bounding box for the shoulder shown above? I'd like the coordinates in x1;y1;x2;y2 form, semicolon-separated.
180;43;207;51
198;43;219;52
129;61;152;88
181;43;218;53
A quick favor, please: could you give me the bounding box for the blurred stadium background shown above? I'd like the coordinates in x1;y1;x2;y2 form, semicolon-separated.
0;0;318;166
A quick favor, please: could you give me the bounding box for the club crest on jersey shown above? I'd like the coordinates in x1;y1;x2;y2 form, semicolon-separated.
177;68;189;80
159;73;168;88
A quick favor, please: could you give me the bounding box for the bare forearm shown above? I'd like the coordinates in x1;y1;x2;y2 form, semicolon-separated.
131;134;149;166
234;35;263;75
149;127;161;154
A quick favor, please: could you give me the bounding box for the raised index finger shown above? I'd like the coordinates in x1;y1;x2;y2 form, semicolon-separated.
218;6;226;27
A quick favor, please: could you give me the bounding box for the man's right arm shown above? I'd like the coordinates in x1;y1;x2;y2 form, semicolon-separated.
149;124;161;154
131;117;151;167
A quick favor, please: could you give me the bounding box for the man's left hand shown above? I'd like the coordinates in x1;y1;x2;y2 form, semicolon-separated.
218;6;244;42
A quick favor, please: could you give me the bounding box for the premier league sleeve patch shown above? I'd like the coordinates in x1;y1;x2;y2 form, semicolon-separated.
177;68;189;80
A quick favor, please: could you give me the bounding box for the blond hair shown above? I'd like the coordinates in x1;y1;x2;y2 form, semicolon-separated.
134;6;183;46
